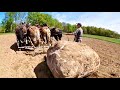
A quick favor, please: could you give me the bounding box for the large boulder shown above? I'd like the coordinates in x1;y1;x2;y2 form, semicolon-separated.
46;41;100;78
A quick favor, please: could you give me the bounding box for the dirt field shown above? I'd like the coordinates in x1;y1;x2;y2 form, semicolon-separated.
0;34;120;78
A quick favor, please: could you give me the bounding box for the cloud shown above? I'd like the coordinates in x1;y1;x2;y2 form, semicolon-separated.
46;12;120;34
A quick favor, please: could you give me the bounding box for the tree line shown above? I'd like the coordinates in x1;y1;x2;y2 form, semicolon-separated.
63;25;120;39
0;12;120;39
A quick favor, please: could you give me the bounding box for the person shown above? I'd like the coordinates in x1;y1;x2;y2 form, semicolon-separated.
73;23;83;42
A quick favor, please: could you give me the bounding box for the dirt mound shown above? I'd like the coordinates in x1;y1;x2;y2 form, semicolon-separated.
0;34;120;78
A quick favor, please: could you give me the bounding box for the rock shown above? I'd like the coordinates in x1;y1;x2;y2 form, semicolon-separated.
46;41;100;78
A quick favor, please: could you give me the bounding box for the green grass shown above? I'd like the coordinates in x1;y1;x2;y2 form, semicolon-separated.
0;32;14;35
83;34;120;44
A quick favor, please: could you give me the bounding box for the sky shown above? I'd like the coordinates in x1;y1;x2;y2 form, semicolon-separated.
0;12;120;34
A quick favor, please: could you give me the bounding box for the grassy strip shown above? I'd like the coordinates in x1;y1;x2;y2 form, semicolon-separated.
83;34;120;44
0;32;14;35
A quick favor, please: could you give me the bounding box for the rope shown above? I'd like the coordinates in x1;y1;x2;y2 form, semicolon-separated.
49;42;67;57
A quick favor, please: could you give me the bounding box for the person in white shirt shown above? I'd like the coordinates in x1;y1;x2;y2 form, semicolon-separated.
73;23;83;42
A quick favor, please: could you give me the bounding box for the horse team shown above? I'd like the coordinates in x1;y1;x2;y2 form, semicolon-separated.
15;22;62;50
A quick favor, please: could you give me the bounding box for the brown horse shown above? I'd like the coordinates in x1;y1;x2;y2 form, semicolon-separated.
27;26;41;47
36;24;52;47
15;23;28;47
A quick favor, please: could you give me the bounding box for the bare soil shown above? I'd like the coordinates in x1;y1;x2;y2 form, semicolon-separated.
0;34;120;78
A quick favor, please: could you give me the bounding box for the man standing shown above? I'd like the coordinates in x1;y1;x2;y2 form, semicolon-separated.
73;23;83;42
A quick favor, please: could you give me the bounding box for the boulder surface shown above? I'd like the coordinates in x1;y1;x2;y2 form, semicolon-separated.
46;41;100;78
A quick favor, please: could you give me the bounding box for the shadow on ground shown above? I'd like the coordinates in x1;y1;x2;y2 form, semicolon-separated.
10;43;41;56
34;56;54;78
10;43;18;52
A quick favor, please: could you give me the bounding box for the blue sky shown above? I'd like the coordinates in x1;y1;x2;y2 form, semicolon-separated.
44;12;120;34
0;12;120;34
0;12;5;22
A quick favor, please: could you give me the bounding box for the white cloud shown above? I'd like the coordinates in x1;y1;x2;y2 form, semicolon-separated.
51;12;68;23
46;12;120;34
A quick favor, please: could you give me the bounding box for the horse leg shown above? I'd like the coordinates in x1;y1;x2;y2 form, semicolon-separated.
46;33;52;47
54;35;58;41
58;34;62;40
40;32;45;43
46;34;49;44
42;35;46;43
43;44;45;53
49;36;52;45
41;41;45;53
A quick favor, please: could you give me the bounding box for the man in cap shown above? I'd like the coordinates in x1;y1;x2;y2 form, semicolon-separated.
73;23;83;42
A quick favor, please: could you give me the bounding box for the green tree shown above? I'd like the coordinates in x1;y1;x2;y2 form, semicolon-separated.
27;12;63;30
1;12;26;33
